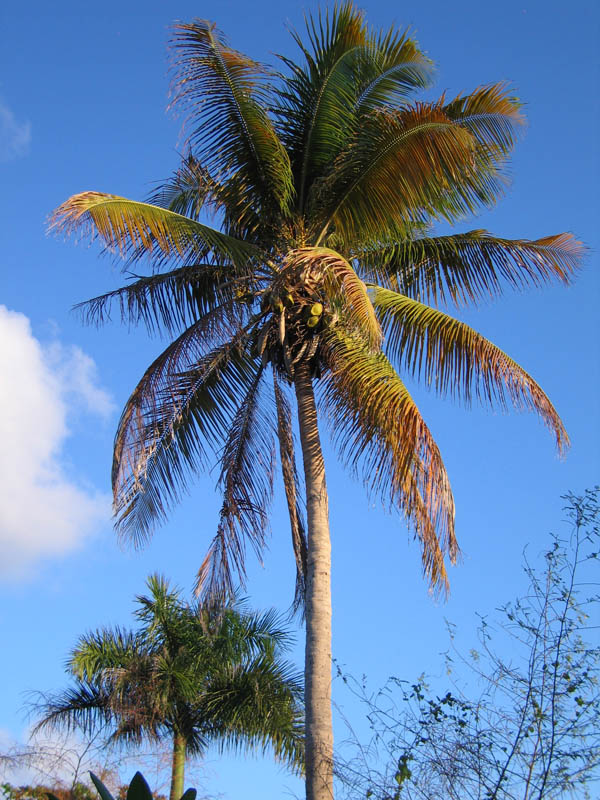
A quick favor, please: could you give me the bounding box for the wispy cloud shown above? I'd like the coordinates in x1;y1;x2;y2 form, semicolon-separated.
0;99;31;161
0;307;114;580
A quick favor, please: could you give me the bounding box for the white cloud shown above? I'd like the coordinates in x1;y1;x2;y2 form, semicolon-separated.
0;100;31;161
0;307;113;580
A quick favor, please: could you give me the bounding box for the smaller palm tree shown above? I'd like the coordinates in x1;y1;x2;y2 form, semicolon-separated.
32;576;304;800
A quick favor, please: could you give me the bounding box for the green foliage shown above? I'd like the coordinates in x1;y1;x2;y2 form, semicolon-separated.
32;577;304;790
49;3;584;600
89;773;193;800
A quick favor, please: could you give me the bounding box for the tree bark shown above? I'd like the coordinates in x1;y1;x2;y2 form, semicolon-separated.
294;363;334;800
169;731;186;800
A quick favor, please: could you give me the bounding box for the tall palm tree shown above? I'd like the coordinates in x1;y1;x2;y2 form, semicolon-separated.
50;4;583;798
33;577;304;800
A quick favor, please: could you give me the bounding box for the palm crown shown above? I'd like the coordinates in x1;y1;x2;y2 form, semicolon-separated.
34;576;304;799
50;6;582;798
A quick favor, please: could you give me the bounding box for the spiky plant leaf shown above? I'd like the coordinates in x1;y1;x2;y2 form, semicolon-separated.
90;773;116;800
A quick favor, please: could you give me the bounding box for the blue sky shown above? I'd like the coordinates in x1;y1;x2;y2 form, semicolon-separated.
0;0;598;798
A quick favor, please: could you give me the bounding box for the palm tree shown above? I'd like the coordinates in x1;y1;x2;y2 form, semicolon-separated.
50;4;583;798
33;576;304;800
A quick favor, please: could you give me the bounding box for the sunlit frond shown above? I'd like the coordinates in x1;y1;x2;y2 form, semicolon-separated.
50;193;258;268
354;27;434;113
113;331;258;545
170;20;293;222
360;230;583;307
314;102;503;246
274;374;307;612
443;82;524;155
372;286;569;453
321;329;457;594
196;366;275;602
286;247;382;350
275;2;366;200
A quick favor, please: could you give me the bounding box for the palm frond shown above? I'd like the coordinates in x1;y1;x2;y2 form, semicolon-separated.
360;230;583;307
195;364;275;602
50;193;259;268
70;628;140;680
273;374;307;612
147;154;222;220
31;683;114;737
443;82;524;155
314;102;503;246
275;2;367;202
170;21;293;223
354;27;434;113
75;264;255;336
321;329;457;594
199;655;304;771
371;286;569;453
113;330;258;545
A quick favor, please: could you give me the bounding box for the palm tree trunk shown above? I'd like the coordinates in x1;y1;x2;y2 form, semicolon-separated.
169;731;186;800
294;362;334;800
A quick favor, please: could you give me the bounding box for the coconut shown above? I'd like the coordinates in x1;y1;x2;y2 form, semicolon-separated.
306;315;320;328
310;302;323;316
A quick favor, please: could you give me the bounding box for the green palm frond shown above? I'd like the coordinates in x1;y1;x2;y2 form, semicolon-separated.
113;331;258;545
170;20;293;223
70;628;140;680
313;102;500;245
371;286;569;453
200;655;304;771
196;365;275;602
275;2;367;201
354;27;434;113
50;193;259;268
360;230;582;307
31;682;114;737
273;374;307;611
321;329;456;594
75;264;254;336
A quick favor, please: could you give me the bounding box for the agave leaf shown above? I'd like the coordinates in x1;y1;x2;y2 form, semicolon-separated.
126;772;153;800
90;773;115;800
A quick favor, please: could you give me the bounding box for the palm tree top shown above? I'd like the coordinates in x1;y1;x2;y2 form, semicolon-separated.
50;1;583;602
